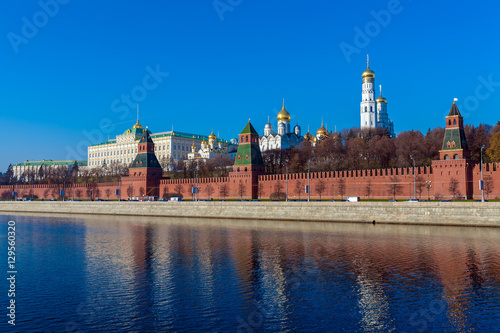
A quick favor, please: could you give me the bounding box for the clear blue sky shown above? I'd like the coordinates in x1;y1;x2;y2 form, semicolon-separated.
1;0;499;172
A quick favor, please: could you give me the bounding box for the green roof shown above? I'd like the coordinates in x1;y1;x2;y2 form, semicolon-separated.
130;152;162;169
240;121;259;135
234;143;264;166
14;160;87;167
441;128;468;151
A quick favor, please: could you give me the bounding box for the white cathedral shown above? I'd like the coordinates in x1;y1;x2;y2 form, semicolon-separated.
259;100;304;151
360;58;395;137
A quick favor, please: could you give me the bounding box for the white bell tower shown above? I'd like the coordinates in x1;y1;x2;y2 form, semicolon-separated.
360;55;377;129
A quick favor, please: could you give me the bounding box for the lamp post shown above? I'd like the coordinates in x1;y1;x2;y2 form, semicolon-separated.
307;157;316;202
409;155;416;200
481;145;485;202
286;166;288;202
426;181;432;201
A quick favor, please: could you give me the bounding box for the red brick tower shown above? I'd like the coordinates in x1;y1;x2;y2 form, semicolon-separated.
229;121;265;199
127;128;163;198
432;100;475;199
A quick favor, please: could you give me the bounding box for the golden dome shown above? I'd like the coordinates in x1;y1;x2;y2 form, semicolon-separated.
132;120;143;129
376;95;387;103
362;66;375;79
304;130;314;141
277;99;291;122
208;130;216;140
191;143;196;150
316;119;327;136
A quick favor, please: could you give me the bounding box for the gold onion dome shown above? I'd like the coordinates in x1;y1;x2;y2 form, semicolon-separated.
277;99;291;122
191;143;196;150
304;128;314;141
376;94;387;103
132;120;143;129
208;131;217;140
362;65;375;79
316;119;327;136
362;56;375;79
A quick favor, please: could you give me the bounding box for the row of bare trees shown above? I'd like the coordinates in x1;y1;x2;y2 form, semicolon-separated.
262;122;500;175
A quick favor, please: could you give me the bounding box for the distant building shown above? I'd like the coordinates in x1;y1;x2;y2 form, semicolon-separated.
259;100;304;151
360;56;395;137
187;130;237;161
87;119;237;170
12;160;87;180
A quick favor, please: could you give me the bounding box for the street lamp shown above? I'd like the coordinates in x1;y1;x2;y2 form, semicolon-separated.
481;145;485;202
426;181;432;201
286;166;288;202
307;157;316;202
409;155;416;200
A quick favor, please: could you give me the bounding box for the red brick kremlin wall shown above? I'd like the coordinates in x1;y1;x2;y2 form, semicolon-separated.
2;163;499;200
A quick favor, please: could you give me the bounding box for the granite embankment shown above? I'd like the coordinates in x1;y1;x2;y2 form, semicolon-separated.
0;201;499;227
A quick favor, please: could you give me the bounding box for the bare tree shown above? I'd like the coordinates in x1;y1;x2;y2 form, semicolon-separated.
448;177;460;200
484;175;494;200
364;179;372;200
105;188;111;200
258;182;264;199
219;183;229;199
139;187;145;197
387;176;402;200
274;179;283;196
416;175;425;200
314;179;326;200
238;180;246;199
205;183;214;200
338;179;346;200
174;184;183;197
294;179;303;200
75;189;82;200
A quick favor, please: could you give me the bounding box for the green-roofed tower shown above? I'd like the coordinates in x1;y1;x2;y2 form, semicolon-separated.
439;100;470;160
233;120;264;168
229;120;266;199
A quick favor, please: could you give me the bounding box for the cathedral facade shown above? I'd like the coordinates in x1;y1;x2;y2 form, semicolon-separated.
259;100;304;152
360;58;395;137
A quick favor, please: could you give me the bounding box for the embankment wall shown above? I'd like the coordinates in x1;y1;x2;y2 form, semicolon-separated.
0;201;499;227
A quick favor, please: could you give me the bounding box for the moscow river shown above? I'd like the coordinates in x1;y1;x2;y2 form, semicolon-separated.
2;214;500;332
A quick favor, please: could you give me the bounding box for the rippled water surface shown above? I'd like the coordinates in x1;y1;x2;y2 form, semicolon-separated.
2;214;500;332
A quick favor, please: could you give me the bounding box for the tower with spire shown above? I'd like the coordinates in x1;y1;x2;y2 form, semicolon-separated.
360;55;395;137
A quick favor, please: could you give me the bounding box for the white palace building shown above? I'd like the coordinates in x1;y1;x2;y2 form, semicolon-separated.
87;119;237;170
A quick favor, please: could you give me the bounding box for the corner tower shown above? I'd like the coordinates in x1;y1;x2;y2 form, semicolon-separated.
360;55;377;130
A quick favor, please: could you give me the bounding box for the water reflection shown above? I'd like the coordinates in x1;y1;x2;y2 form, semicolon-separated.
7;214;500;332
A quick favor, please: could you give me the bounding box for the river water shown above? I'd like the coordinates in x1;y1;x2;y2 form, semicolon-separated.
1;214;500;332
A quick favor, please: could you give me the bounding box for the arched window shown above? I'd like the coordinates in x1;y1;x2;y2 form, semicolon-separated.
365;106;367;112
444;154;450;160
448;120;451;126
453;154;459;160
454;119;456;125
